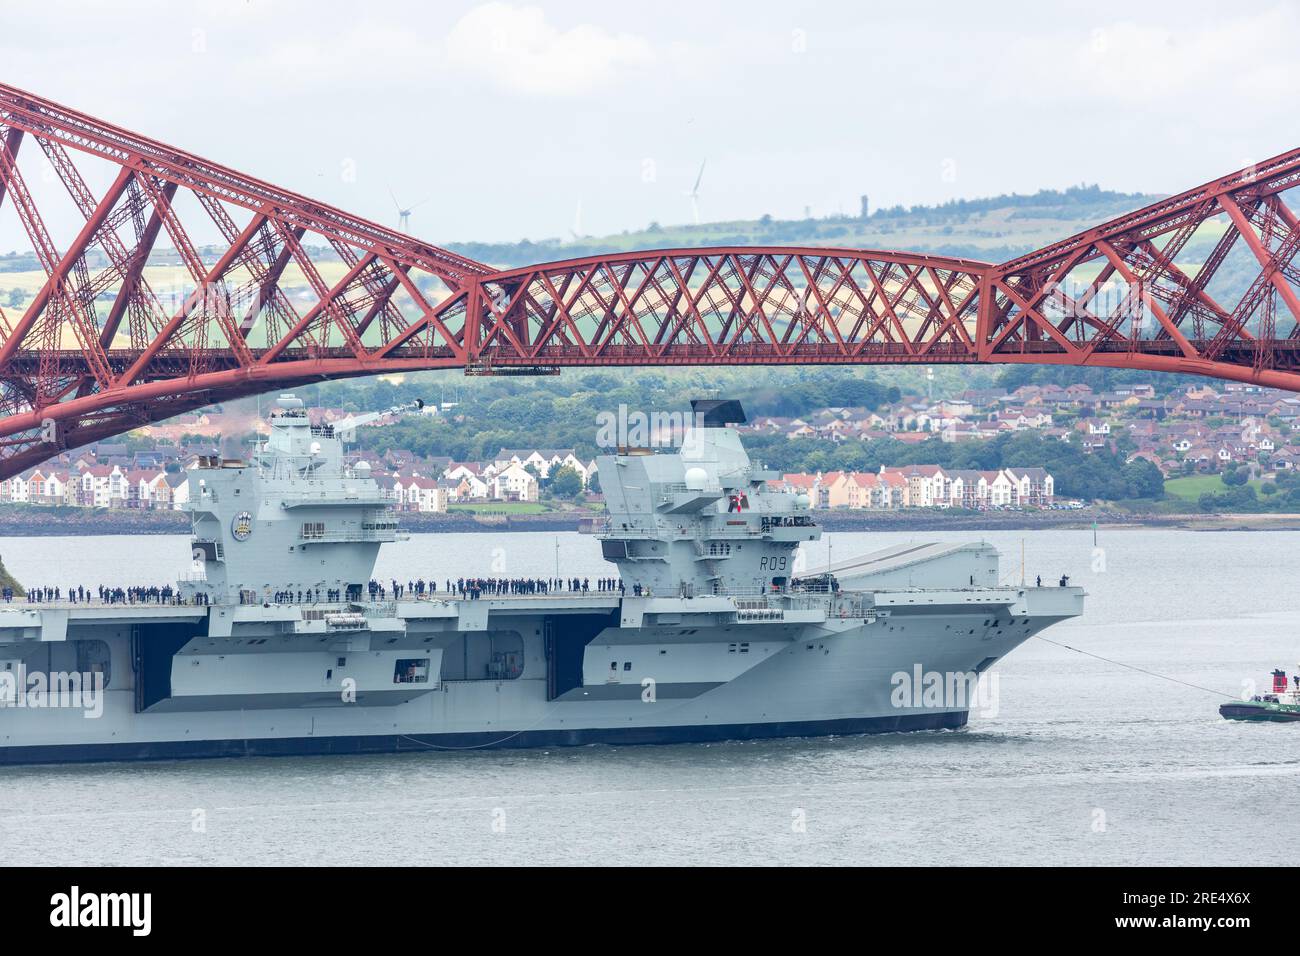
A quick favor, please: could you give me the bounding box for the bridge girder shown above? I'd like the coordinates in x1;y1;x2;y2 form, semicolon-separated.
2;82;1300;479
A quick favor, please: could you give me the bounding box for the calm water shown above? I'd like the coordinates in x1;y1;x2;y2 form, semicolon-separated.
0;527;1297;866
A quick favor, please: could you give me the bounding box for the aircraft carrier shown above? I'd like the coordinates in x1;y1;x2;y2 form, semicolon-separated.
0;396;1083;764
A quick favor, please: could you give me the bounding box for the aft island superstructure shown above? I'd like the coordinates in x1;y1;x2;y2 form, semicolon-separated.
0;397;1084;764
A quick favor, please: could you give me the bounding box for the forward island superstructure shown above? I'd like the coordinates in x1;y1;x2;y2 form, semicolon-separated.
0;397;1084;764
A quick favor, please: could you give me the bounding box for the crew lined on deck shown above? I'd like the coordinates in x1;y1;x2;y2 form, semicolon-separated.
15;584;185;605
6;576;626;606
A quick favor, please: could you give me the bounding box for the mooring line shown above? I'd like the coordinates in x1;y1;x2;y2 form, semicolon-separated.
1030;634;1236;700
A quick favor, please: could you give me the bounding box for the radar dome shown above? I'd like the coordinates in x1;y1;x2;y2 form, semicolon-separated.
795;493;810;509
684;466;709;490
277;394;304;410
354;461;371;477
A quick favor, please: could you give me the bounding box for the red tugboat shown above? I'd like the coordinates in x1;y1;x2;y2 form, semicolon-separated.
1220;667;1300;722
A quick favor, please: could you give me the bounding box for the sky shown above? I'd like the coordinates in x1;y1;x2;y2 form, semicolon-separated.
1;0;1297;246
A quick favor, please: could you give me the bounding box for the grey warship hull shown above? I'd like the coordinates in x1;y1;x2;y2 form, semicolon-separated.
0;397;1084;765
0;581;1080;765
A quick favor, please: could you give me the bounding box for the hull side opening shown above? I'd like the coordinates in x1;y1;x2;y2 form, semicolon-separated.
131;621;205;712
545;612;617;701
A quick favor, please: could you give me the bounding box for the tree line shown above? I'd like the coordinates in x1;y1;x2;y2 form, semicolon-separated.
333;368;1164;504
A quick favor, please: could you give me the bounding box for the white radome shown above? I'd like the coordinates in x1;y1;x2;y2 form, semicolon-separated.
684;466;709;490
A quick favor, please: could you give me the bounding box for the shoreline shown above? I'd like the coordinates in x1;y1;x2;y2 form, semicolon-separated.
4;506;1300;536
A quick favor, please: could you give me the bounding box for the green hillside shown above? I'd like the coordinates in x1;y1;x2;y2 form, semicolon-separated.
446;184;1165;269
0;552;25;596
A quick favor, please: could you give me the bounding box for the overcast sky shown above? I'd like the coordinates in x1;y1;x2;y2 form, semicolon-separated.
2;0;1297;245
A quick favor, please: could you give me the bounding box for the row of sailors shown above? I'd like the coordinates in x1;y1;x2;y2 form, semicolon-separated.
4;577;636;606
364;577;626;601
270;588;347;604
8;584;185;604
449;577;626;599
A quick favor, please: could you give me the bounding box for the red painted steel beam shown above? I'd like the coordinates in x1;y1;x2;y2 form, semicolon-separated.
1095;240;1197;358
0;165;134;375
259;250;377;364
0;355;466;439
0;125;25;235
997;145;1300;276
1218;194;1300;325
95;178;176;349
239;225;303;336
0;82;491;288
118;210;268;386
3;81;1300;480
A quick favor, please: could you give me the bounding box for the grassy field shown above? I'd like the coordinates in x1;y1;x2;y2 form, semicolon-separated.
1164;474;1264;501
446;502;548;515
0;259;449;348
0;261;355;301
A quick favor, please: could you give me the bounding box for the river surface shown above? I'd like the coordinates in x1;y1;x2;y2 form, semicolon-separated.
0;528;1296;866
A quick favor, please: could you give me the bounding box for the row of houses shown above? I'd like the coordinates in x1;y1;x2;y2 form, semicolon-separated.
0;465;189;509
740;379;1300;481
374;448;600;511
374;463;546;512
773;465;1055;510
0;460;545;515
0;444;602;514
1019;382;1300;473
748;405;1059;444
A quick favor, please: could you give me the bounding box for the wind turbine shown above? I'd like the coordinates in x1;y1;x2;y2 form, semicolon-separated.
389;185;431;233
570;197;586;241
684;160;706;225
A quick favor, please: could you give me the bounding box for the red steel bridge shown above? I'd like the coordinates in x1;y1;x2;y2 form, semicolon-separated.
1;81;1299;479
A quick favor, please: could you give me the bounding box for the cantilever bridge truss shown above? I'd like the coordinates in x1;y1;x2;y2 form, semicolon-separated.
2;82;1300;479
